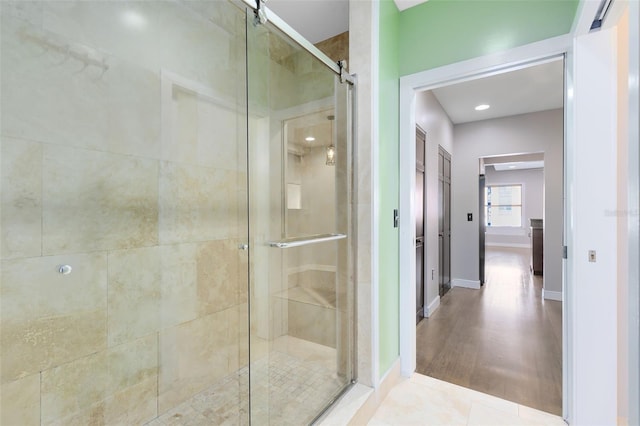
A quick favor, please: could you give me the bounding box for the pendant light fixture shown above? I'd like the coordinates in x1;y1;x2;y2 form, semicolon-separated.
326;114;336;166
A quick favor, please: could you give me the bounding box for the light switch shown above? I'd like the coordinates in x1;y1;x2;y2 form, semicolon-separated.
588;250;596;262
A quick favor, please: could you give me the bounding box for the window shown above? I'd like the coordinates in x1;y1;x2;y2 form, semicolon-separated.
485;184;522;227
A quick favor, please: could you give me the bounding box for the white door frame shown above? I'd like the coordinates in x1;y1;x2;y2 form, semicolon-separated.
398;33;573;417
627;2;640;423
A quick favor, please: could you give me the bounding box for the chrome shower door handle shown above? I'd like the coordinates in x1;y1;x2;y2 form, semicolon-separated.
268;233;346;249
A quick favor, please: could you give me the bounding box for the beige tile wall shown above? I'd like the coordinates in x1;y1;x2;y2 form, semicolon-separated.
0;137;42;259
0;1;250;424
288;299;337;347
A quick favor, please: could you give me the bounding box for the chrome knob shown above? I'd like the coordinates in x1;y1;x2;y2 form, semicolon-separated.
58;265;72;275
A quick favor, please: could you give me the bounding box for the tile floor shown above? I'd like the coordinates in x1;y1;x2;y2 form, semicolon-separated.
146;336;347;426
368;374;566;426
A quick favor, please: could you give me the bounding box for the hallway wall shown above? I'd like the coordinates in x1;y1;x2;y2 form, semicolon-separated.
415;91;453;311
452;110;564;295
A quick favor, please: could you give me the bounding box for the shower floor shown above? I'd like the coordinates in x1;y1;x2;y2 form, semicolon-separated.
146;336;345;426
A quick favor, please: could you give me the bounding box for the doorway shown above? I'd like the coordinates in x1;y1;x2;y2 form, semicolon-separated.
399;54;566;416
398;4;639;422
479;153;546;289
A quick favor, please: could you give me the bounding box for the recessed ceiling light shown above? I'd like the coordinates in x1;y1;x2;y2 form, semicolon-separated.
475;104;490;111
305;136;315;142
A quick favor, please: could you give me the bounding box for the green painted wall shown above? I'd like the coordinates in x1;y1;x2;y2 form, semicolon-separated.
378;0;401;377
398;0;579;76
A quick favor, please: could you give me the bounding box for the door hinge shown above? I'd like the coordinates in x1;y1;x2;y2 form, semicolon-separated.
563;245;568;259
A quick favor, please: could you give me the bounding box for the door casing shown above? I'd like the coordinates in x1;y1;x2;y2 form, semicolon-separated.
398;33;572;419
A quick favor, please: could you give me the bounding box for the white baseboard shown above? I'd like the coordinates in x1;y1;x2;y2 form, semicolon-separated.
485;242;530;249
378;358;401;388
451;279;481;289
425;296;440;317
542;289;563;301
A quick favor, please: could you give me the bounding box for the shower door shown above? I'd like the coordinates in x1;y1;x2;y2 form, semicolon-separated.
246;10;355;425
1;1;252;424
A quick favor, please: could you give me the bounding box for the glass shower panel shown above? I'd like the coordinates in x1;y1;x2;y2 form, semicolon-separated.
246;11;354;425
0;1;250;425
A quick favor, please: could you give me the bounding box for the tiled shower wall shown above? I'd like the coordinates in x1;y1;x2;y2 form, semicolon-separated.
286;147;338;347
0;1;249;424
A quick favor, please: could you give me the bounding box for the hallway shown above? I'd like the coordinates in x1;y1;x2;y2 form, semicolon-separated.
415;247;562;415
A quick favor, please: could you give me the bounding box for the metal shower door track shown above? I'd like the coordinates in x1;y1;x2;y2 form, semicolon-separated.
239;0;355;85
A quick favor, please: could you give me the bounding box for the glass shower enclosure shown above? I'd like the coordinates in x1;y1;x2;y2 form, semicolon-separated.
0;1;355;424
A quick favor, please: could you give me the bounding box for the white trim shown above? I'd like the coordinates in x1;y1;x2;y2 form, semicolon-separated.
370;0;381;389
399;83;417;377
563;35;576;426
451;279;481;290
400;34;571;92
627;2;640;424
542;289;563;302
570;26;618;424
398;33;571;397
379;357;400;385
425;296;440;317
485;242;530;249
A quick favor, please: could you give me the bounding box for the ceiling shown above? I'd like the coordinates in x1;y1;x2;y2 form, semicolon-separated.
483;153;545;172
286;109;335;151
267;0;349;44
431;59;564;125
394;0;429;12
490;161;544;171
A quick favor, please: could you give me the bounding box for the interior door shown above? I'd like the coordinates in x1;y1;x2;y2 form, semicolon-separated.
438;146;452;296
416;128;426;322
479;174;486;285
443;150;451;289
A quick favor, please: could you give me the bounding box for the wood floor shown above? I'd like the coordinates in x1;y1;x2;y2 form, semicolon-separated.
416;247;563;415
